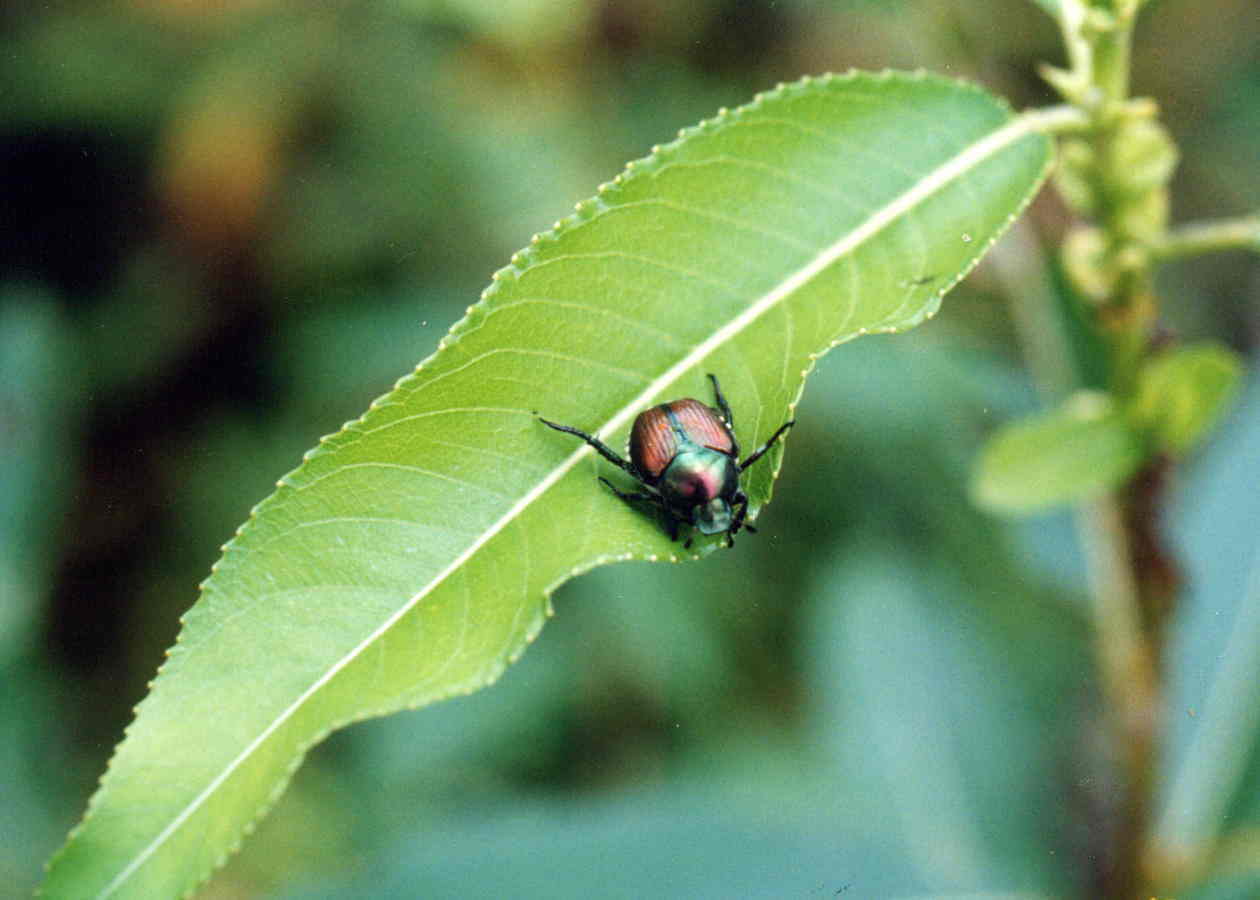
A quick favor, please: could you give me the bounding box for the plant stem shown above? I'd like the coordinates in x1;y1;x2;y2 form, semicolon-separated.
1020;104;1092;136
1091;3;1136;109
1077;492;1161;897
1151;216;1260;262
1048;2;1172;895
1076;500;1149;732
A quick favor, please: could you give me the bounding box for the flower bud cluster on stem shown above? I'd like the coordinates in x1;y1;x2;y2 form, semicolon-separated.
1041;2;1174;896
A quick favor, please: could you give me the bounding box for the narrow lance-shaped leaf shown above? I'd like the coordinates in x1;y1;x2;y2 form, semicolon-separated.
44;72;1053;898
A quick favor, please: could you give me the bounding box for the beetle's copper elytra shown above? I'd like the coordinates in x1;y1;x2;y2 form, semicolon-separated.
539;374;794;547
631;399;734;478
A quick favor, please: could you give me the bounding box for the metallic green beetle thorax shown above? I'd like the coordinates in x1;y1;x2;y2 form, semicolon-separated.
660;448;738;533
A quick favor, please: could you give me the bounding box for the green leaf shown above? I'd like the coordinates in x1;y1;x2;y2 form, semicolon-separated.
1130;342;1244;455
972;391;1146;514
43;71;1052;898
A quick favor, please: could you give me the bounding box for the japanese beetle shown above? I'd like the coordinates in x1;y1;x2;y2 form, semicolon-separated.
540;374;794;547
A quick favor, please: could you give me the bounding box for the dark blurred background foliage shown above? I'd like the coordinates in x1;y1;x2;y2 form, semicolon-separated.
2;1;1257;897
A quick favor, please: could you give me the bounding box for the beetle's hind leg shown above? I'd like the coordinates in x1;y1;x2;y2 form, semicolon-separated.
539;417;638;477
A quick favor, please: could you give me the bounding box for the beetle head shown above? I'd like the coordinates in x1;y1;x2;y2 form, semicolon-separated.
693;497;732;535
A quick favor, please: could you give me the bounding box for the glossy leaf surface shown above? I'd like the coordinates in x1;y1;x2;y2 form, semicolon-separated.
43;72;1052;898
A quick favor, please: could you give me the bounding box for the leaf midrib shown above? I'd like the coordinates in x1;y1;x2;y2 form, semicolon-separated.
100;106;1049;899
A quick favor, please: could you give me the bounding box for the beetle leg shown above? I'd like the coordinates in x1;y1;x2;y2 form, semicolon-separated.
539;417;638;477
726;492;752;547
738;420;795;471
597;476;658;506
707;374;735;428
707;373;743;459
598;477;687;543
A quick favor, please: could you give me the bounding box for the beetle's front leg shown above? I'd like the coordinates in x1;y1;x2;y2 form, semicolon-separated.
707;374;734;427
706;374;741;458
727;492;751;547
597;476;658;506
598;478;686;544
738;420;795;471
